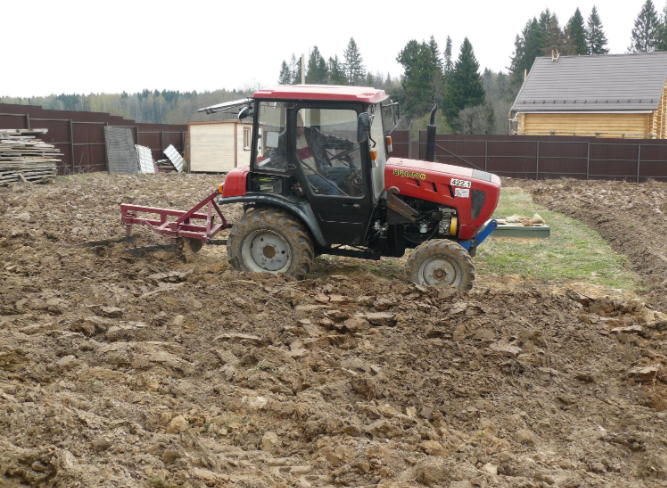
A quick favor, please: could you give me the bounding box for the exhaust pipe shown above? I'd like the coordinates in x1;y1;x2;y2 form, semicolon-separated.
425;104;437;162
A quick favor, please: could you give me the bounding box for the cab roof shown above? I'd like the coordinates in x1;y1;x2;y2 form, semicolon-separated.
253;85;388;104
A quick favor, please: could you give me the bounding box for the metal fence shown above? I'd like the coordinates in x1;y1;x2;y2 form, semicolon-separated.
0;104;187;176
388;132;667;182
4;105;667;182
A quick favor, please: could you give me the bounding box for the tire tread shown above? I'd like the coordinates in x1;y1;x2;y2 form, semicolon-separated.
404;239;475;292
227;207;314;280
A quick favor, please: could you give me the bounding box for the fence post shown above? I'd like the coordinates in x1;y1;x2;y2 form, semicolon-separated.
536;141;540;180
69;120;75;175
484;140;488;171
25;113;30;130
586;142;590;180
160;131;164;154
104;122;109;173
637;144;641;183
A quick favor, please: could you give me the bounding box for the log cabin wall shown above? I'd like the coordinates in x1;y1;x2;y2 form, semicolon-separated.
518;112;652;138
649;80;667;139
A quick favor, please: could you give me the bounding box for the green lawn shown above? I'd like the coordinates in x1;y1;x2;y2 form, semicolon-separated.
475;188;640;291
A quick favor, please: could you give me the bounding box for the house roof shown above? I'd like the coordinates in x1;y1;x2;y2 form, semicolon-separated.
511;52;667;113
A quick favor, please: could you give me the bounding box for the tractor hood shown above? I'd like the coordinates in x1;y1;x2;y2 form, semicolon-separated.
385;158;500;184
384;157;501;240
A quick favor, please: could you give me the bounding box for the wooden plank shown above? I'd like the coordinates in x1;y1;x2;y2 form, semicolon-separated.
0;129;60;186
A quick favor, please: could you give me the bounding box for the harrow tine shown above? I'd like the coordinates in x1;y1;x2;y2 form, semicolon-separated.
84;236;135;247
206;239;228;245
123;244;178;257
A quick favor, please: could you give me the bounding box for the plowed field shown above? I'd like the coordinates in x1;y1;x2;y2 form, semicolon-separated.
1;174;666;488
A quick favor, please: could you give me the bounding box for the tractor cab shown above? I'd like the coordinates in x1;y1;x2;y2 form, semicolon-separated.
245;86;392;246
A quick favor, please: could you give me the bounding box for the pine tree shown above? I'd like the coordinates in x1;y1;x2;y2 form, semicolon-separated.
278;61;292;84
428;35;443;70
289;54;301;84
656;3;667;51
305;46;328;84
629;0;660;52
427;35;444;102
508;18;544;91
328;56;347;85
586;6;609;54
444;37;485;128
442;36;454;116
444;36;454;75
566;8;588;55
538;9;553;41
542;11;568;55
343;38;366;85
396;39;442;118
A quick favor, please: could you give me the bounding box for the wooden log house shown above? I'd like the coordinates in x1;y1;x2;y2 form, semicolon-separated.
510;52;667;139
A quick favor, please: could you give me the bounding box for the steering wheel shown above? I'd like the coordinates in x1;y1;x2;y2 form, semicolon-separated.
337;167;363;196
327;145;360;165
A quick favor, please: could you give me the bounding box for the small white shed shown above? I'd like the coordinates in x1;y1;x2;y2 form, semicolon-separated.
187;121;258;172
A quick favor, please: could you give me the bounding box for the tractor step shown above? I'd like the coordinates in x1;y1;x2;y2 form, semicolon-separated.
325;247;382;260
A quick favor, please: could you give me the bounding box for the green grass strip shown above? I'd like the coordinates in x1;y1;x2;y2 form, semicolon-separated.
476;188;641;291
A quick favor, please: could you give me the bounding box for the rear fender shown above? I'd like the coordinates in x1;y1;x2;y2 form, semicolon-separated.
217;195;326;247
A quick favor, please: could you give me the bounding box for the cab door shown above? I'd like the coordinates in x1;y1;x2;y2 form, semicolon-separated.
292;106;373;246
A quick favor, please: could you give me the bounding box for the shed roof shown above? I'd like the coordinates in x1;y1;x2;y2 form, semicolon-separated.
511;52;667;113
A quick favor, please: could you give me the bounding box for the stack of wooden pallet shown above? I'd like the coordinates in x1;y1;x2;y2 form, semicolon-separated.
155;159;177;173
0;129;61;185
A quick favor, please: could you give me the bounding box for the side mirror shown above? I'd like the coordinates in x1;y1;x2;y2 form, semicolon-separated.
238;106;251;120
358;112;371;143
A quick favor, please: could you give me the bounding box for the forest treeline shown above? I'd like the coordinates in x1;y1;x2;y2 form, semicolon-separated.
3;1;667;134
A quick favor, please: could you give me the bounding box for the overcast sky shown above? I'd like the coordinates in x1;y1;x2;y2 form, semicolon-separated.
0;0;658;98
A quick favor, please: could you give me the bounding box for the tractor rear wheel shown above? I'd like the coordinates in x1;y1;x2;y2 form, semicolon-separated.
405;240;474;292
227;207;314;280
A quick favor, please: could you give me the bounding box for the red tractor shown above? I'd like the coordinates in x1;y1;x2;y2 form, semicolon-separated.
119;85;500;291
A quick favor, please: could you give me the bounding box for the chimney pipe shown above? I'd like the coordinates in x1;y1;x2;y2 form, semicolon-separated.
425;104;437;162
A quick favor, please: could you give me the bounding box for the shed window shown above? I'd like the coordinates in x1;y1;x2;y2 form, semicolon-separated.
243;127;251;150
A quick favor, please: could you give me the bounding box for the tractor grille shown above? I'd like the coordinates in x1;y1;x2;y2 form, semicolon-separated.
472;169;492;182
471;190;486;219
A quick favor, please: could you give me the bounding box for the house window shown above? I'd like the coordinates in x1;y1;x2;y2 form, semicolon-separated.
243;127;251;150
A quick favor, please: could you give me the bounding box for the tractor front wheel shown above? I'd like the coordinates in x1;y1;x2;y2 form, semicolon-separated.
405;240;474;292
227;207;314;280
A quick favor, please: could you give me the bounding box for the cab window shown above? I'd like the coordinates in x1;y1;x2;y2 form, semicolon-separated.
254;102;288;172
294;108;364;198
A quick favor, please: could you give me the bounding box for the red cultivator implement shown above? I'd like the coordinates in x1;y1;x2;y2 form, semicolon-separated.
88;187;231;257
